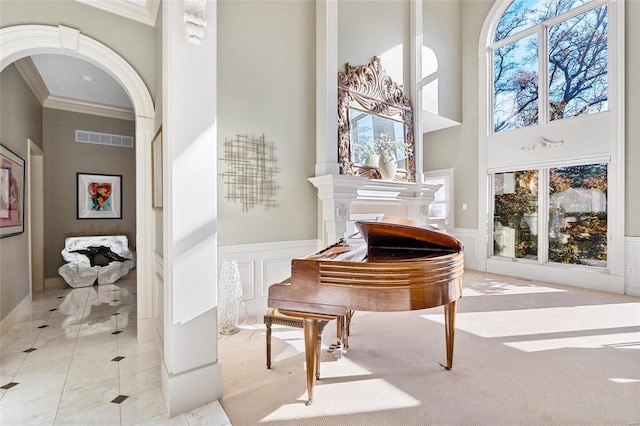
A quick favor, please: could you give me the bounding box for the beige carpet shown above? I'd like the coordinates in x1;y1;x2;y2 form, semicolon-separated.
218;270;640;425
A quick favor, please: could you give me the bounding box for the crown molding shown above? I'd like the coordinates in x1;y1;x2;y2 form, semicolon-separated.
75;0;159;26
13;44;135;122
14;57;50;105
44;95;135;121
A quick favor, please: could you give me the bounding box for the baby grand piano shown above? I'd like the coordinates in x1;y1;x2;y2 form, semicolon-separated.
267;217;464;405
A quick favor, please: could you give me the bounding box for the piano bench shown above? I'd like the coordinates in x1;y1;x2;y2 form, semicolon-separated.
264;308;329;375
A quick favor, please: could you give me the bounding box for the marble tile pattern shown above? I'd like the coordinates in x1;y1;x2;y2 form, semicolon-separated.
0;276;231;426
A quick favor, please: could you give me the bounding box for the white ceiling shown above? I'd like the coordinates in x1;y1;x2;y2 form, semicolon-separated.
15;0;159;120
31;54;133;110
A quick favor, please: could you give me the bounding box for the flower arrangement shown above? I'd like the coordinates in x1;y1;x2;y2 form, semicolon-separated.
353;133;412;165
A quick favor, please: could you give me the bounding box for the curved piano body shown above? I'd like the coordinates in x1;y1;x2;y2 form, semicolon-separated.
267;217;464;404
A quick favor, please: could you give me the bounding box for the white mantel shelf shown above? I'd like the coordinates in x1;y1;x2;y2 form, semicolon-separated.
309;174;441;245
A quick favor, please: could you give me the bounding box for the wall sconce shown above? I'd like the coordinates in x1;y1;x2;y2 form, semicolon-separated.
218;259;244;335
184;0;207;44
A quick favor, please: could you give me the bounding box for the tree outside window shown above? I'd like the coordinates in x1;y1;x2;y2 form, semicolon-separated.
493;0;608;133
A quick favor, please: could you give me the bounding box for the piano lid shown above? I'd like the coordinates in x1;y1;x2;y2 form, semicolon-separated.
356;217;463;254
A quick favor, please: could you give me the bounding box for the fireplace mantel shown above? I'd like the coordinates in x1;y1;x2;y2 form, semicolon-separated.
309;174;441;245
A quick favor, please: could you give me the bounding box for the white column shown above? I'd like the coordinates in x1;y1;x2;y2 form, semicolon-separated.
135;115;155;342
161;0;221;416
315;0;339;176
410;0;424;182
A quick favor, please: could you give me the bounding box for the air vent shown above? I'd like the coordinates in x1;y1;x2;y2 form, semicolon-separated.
75;130;134;148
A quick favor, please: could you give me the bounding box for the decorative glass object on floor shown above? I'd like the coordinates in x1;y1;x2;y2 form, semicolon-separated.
218;259;244;335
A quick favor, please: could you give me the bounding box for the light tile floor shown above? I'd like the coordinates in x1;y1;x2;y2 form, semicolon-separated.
0;275;231;426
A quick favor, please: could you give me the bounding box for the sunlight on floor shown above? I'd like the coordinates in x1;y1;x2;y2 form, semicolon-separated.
504;331;640;352
270;327;373;377
462;281;567;297
255;326;419;421
260;378;420;422
609;378;640;384
424;274;640;354
425;302;640;338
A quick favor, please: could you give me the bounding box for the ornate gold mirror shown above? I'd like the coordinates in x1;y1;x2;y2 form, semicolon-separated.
338;57;415;182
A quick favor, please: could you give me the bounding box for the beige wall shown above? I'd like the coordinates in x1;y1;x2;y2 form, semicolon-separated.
339;0;410;86
42;109;136;278
0;64;43;321
216;0;317;246
423;0;462;123
424;0;490;229
625;0;640;237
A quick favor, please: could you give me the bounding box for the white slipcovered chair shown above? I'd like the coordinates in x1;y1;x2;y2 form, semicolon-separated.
58;235;136;287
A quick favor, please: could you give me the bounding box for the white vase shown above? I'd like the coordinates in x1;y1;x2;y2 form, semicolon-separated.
218;260;243;335
378;149;397;180
364;153;380;167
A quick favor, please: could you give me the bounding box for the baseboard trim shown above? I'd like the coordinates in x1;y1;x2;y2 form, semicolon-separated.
0;293;30;337
44;277;68;289
161;360;224;417
625;236;640;296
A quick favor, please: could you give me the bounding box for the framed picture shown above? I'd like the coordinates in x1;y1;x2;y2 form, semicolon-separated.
77;173;122;219
0;144;25;238
151;126;163;209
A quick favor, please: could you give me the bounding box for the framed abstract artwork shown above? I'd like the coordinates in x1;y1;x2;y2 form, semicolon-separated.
77;173;122;219
0;144;25;238
151;126;163;209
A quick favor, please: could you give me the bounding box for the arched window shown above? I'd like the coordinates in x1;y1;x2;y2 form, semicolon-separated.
477;0;625;292
492;0;608;133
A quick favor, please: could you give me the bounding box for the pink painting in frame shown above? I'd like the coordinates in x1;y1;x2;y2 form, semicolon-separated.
0;144;25;238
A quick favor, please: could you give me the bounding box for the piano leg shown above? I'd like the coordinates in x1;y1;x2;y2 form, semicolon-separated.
344;309;354;350
442;300;457;370
329;310;354;357
303;318;318;405
315;326;322;380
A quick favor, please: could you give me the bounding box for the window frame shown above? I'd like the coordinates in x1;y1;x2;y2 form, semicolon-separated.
489;159;609;270
423;168;454;229
490;0;610;134
477;0;625;292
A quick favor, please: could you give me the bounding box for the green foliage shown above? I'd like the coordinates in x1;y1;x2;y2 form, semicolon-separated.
494;165;608;266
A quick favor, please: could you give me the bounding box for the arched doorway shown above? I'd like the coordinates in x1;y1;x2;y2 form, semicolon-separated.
0;24;156;341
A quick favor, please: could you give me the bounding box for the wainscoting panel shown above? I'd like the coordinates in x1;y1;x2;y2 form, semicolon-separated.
261;259;294;297
236;261;255;301
218;239;320;316
625;237;640;296
448;228;479;271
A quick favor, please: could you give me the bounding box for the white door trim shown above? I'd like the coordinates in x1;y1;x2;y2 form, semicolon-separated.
1;24;156;340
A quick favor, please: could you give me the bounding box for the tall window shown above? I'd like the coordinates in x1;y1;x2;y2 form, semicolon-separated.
488;0;610;268
493;170;539;259
492;163;608;268
493;0;608;133
548;164;607;266
480;0;623;288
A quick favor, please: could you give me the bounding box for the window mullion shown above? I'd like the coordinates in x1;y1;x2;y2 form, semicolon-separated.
538;168;550;264
488;172;496;257
538;25;548;125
